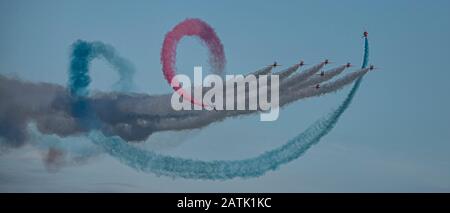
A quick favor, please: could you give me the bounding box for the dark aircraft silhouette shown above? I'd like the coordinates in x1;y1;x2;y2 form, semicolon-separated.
346;62;352;68
296;60;307;67
268;61;282;68
318;71;325;76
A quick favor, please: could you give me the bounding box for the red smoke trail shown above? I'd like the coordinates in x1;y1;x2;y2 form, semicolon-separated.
161;18;226;107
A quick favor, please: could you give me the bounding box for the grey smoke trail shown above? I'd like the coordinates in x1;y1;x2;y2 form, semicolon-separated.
147;69;368;131
0;64;359;145
280;62;325;90
250;66;273;76
0;75;75;146
222;68;369;119
208;65;352;120
0;63;369;177
276;64;301;81
287;65;348;91
281;68;370;105
183;63;310;113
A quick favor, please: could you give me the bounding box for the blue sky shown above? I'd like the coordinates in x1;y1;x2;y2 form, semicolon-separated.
1;0;450;192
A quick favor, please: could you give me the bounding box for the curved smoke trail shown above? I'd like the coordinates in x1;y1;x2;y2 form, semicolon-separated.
86;37;369;180
69;40;136;96
161;18;226;107
68;40;137;122
33;39;137;167
161;18;226;86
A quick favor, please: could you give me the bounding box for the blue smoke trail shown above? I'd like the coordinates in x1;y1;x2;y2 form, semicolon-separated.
84;37;369;180
68;40;136;97
26;39;138;163
69;40;136;122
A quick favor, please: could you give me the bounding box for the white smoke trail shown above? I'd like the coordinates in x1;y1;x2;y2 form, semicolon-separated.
281;68;370;105
280;62;325;89
0;65;366;144
276;64;301;81
288;65;348;91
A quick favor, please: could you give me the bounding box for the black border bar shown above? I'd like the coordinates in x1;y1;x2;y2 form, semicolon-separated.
1;193;450;210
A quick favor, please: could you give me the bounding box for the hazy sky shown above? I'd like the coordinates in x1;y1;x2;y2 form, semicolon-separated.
1;0;450;192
